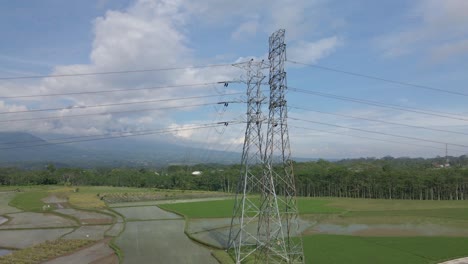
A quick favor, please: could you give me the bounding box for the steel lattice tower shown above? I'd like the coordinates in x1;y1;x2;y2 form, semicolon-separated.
260;29;304;263
229;29;304;264
229;59;269;263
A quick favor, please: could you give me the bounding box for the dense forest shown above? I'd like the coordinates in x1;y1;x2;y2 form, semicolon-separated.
1;155;468;200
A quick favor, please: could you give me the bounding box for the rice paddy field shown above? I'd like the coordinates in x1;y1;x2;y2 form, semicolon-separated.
1;185;468;263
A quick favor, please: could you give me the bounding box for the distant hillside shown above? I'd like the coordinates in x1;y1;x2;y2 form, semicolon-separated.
0;132;242;168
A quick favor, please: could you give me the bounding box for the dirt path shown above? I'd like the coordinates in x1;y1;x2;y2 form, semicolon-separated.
440;257;468;264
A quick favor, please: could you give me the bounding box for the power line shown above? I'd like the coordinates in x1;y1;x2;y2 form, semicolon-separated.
0;92;244;115
290;125;467;154
0;81;234;99
0;102;221;123
289;87;468;122
287;60;468;97
289;117;468;149
0;117;242;147
289;105;468;136
0;63;239;81
0;121;244;151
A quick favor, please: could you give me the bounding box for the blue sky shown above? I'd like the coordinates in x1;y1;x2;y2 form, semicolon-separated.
0;0;467;159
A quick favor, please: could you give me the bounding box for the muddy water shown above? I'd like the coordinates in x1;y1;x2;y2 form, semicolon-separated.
311;223;468;236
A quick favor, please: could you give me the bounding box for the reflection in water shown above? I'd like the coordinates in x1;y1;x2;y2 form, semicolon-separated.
313;223;468;236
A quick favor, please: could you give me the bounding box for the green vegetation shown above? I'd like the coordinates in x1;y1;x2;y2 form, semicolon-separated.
9;192;49;212
159;198;344;218
297;198;345;214
160;199;235;218
162;197;468;263
3;155;468;201
0;239;93;264
212;250;235;264
304;235;468;264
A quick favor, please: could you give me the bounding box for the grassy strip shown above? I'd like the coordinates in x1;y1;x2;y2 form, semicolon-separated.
105;206;127;263
159;198;343;219
303;235;468;264
0;239;94;264
9;192;49;212
159;199;235;218
212;250;235;264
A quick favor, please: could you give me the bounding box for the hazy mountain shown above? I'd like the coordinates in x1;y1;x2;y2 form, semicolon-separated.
0;132;241;168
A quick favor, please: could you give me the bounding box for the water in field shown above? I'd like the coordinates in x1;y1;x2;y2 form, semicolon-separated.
0;249;12;257
312;223;468;236
115;205;217;264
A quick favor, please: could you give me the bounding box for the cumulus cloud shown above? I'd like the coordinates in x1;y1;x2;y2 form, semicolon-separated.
288;36;341;64
0;0;342;156
0;0;242;137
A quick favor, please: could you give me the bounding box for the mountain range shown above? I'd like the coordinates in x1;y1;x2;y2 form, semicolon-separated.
0;132;243;168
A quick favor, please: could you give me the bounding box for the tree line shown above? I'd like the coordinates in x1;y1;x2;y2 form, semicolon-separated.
1;155;468;200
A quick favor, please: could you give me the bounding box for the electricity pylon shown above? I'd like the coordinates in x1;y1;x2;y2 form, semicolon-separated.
229;59;269;263
229;29;304;264
259;29;304;263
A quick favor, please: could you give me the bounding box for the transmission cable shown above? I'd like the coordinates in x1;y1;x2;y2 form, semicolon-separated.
0;92;244;115
0;121;244;150
289;117;468;149
0;102;222;123
290;125;467;154
0;62;240;81
289;105;468;136
287;60;468;97
289;87;468;122
0;81;235;99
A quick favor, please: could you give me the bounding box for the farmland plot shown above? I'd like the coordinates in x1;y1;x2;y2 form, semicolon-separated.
0;228;74;249
114;206;182;221
116;220;217;264
0;192;21;214
55;208;113;225
0;212;77;229
114;205;216;263
62;225;111;240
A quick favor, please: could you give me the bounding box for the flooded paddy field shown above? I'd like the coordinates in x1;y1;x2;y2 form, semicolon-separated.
114;205;217;263
1;186;468;264
0;212;77;229
0;228;74;248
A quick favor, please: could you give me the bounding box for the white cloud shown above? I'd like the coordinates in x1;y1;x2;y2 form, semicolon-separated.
0;101;28;112
0;0;344;156
0;0;241;137
231;20;259;40
288;36;341;64
183;0;331;40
